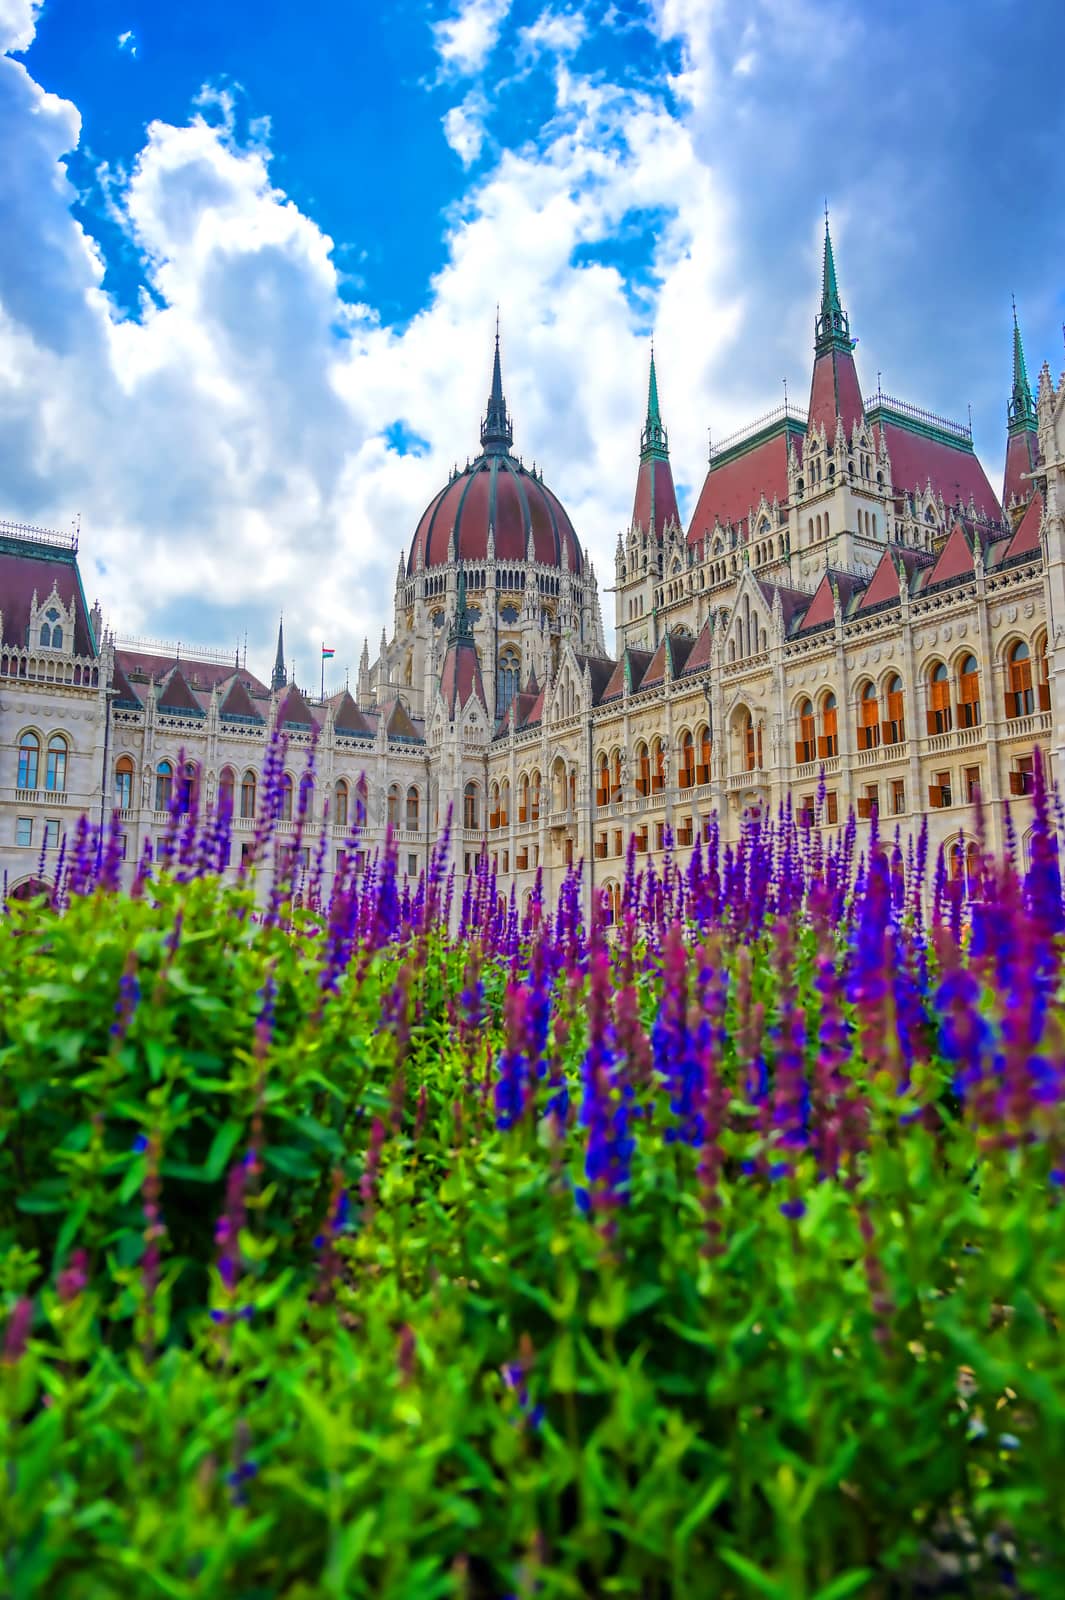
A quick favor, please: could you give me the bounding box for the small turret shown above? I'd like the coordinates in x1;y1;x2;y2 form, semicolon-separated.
271;616;287;693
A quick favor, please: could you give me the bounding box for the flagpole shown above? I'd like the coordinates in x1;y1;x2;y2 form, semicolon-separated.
320;645;325;704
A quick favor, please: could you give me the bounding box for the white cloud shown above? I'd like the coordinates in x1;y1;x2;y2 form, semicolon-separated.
117;29;137;57
442;90;488;166
0;0;40;54
517;8;587;61
0;4;748;679
433;0;512;76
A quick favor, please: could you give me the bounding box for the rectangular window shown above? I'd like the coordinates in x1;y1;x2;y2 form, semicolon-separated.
613;829;623;856
16;817;32;848
116;833;129;861
964;766;981;804
407;854;418;876
44;820;60;851
826;791;839;825
336;849;347;874
891;778;906;816
654;822;665;850
929;771;952;809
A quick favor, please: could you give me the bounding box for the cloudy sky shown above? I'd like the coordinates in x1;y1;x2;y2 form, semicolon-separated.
1;0;1063;685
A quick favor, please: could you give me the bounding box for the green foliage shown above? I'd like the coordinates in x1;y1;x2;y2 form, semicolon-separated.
0;878;1062;1598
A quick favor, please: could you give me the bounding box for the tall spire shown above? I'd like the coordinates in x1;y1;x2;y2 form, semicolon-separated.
640;344;669;463
271;615;287;692
450;564;474;642
480;310;513;454
815;211;851;356
1008;295;1037;435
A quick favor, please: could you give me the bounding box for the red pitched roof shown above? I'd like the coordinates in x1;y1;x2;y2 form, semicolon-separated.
0;538;96;656
1005;490;1042;561
157;666;204;715
924;522;974;587
632;456;681;538
330;690;374;736
640;635;668;689
686;431;792;546
439;639;486;714
807;346;865;441
278;684;314;726
857;549;903;610
219;674;263;721
385;699;419;739
879;420;1000;520
796;572;836;630
110;656;141;708
681;618;713;675
117;649;269;695
1003;428;1040;512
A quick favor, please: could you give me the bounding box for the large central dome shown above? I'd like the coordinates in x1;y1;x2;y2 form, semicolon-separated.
407;332;584;577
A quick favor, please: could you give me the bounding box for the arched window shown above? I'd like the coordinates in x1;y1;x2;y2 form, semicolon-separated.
883;675;904;745
115;755;135;810
280;774;294;822
387;784;400;828
17;731;40;790
177;761;197;814
698;726;712;782
218;765;235;814
529;769;541;821
679;731;695;789
498;781;509;828
490;782;501;829
155;760;173;812
518;773;530;822
927;662;952;735
635;742;650;796
958;656;980;728
40;608;62;649
46;734;68;793
355;777;368;827
496;647;521;718
596;754;610;806
463;782;480;830
334;779;349;828
795;698;815;765
1006;641;1034;718
743;713;761;772
821;692;839;757
240;770;257;819
857;683;880;750
948;838;981;894
651;739;665;792
1036;635;1050;712
406;785;420;831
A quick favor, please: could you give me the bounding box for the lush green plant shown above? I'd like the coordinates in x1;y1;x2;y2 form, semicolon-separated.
1;815;1063;1597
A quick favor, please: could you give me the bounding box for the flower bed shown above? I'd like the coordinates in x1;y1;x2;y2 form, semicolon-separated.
1;757;1063;1597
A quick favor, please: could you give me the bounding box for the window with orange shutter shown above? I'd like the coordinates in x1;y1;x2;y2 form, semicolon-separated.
1007;642;1034;718
857;684;880;749
795;698;815;764
882;675;905;745
957;656;980;727
927;663;952;735
819;693;839;757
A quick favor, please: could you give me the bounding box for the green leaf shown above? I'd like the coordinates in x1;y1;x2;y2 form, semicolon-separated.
811;1571;874;1600
719;1549;786;1598
674;1473;729;1548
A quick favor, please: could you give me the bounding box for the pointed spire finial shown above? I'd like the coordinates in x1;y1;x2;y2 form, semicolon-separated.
271;614;287;693
640;342;669;462
450;563;474;642
1008;295;1036;434
815;209;851;355
481;315;513;454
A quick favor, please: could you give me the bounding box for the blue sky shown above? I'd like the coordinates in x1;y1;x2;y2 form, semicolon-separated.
1;0;1064;680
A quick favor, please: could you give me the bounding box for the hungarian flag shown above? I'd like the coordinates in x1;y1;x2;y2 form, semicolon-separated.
321;645;336;659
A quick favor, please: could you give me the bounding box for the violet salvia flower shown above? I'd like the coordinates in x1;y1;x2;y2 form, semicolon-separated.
57;1249;89;1304
576;939;634;1231
214;1160;247;1304
312;1167;350;1302
360;1116;386;1217
501;1334;544;1431
226;1419;258;1507
110;951;141;1043
768;919;809;1172
140;1131;166;1360
2;1298;32;1364
652;922;701;1144
495;980;532;1131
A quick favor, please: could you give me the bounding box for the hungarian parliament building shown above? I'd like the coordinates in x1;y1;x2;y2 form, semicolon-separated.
3;225;1064;910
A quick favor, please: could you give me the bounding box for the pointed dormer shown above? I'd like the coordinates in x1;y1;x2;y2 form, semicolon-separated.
1002;297;1041;523
807;214;865;442
271;616;287;693
438;565;487;715
631;346;681;540
480;313;513;456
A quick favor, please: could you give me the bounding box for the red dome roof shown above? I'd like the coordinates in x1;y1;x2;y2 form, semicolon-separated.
407;452;583;575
